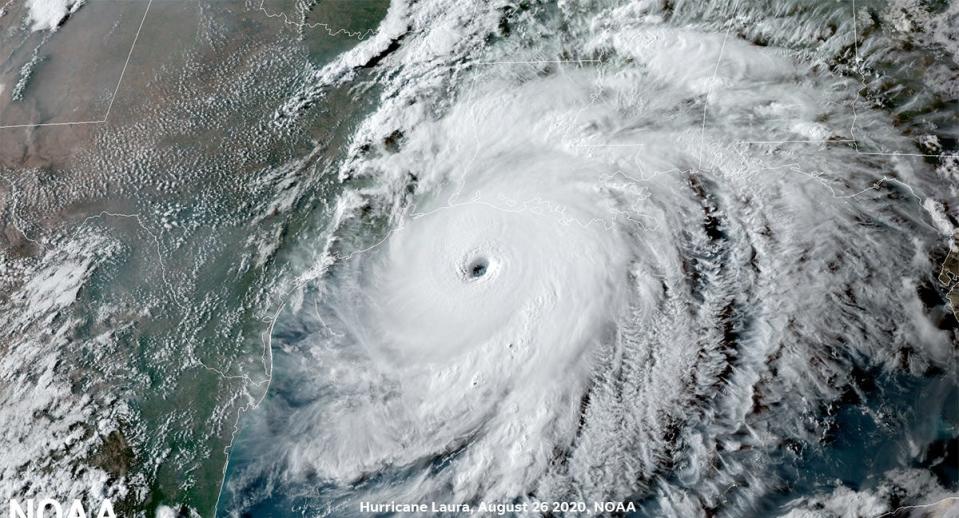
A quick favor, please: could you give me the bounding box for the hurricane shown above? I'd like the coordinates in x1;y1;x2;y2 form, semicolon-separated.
218;0;958;516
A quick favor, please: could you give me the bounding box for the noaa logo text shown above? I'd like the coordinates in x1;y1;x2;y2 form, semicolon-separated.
8;499;116;518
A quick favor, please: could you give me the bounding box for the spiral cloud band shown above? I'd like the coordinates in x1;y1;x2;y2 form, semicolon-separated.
220;1;958;516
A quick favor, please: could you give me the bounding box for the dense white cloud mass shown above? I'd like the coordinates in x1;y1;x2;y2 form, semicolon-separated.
25;0;84;32
221;0;958;516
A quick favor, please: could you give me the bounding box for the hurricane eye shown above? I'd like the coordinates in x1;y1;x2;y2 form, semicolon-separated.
466;257;489;279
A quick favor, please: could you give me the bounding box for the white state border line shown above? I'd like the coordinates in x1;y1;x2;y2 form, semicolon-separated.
877;496;959;518
734;0;947;159
475;59;603;65
252;0;375;39
0;0;152;129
